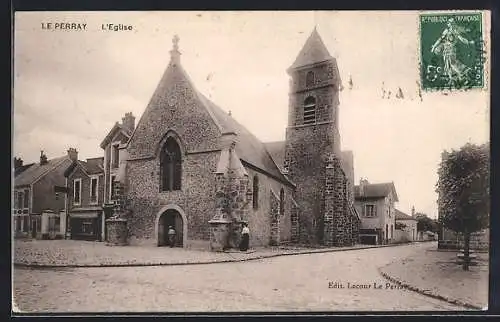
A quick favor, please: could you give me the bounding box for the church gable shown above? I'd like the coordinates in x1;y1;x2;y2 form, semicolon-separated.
127;36;222;159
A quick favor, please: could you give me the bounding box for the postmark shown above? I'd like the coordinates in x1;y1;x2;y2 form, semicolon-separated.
420;12;484;91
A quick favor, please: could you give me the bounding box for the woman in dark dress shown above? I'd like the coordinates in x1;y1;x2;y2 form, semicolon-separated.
239;223;250;251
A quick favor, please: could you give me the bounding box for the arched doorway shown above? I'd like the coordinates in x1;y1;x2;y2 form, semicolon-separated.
157;208;184;247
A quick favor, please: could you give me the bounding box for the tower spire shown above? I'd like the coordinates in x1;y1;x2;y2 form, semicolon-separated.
170;34;181;64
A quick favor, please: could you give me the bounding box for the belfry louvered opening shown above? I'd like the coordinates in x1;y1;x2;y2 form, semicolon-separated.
303;96;316;125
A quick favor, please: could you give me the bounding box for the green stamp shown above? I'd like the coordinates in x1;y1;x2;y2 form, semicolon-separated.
420;12;484;91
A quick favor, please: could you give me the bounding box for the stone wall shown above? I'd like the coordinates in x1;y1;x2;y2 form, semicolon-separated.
290;198;299;243
126;63;221;160
126;151;219;246
269;189;280;246
244;167;294;247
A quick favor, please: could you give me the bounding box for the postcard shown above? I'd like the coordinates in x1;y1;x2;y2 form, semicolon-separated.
12;10;490;313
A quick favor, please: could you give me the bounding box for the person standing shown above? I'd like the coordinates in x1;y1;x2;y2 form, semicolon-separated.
239;223;250;251
167;226;176;248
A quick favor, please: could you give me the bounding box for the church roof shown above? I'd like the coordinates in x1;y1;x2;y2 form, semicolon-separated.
127;35;292;186
289;28;334;70
199;95;291;185
264;140;353;177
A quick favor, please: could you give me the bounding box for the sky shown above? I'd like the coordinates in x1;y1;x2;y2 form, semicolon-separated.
13;11;490;219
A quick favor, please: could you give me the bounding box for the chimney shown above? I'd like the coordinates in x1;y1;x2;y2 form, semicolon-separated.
14;157;23;169
40;150;48;165
121;112;136;133
411;206;415;217
67;148;78;162
359;177;369;196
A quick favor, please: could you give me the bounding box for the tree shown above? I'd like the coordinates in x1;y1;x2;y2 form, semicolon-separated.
436;143;490;271
415;213;439;233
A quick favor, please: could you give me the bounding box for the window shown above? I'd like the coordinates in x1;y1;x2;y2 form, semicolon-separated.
111;144;120;168
160;137;182;191
364;204;376;217
23;189;29;210
17;192;23;212
73;179;82;205
54;217;60;232
23;216;29;232
279;188;285;217
110;174;117;201
303;96;316;125
306;71;315;87
16;217;21;231
82;220;93;234
90;176;99;204
14;189;30;215
252;175;259;210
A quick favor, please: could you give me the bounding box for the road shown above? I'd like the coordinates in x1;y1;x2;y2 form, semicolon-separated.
13;242;465;312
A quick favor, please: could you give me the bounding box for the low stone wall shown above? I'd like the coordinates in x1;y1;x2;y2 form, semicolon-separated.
438;239;489;250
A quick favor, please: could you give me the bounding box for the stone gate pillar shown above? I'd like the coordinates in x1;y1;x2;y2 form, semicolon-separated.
209;132;250;251
323;155;335;246
269;190;280;246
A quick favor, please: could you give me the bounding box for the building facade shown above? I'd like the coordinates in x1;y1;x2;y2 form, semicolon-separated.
354;179;398;245
13;150;74;239
118;30;360;249
64;154;105;241
394;209;417;242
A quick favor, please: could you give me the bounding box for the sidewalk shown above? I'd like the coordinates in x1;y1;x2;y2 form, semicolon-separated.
379;246;489;310
14;239;407;268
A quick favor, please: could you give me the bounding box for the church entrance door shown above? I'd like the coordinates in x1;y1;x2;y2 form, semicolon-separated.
158;209;184;247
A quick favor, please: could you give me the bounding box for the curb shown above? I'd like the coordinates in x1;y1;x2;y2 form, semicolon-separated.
378;266;483;310
14;242;411;269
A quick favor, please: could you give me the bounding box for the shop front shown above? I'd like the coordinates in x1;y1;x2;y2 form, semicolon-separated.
69;210;103;241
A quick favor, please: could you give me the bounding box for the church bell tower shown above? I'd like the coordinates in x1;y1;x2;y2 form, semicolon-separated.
283;27;343;244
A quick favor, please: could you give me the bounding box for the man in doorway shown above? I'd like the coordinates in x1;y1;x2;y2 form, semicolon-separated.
167;226;176;247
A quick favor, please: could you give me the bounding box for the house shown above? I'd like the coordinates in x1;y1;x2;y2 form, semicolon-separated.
354;179;398;245
394;209;418;242
100;113;134;207
64;154;105;241
13;150;75;239
116;29;360;249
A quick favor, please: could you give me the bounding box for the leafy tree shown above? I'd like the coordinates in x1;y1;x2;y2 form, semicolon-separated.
415;213;439;233
436;143;490;270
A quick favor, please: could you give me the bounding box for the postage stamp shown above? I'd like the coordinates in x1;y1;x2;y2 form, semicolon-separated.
420;12;484;91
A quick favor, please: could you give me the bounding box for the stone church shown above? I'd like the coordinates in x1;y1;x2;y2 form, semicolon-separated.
116;28;361;249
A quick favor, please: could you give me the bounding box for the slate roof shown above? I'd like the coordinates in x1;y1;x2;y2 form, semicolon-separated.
14;156;71;187
14;163;35;177
84;157;105;174
100;123;132;149
64;157;104;177
289;28;334;70
354;182;399;202
395;209;416;221
198;94;291;185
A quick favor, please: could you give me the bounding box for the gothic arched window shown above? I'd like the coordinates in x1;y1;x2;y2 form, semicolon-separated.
279;188;285;217
160;137;182;191
303;96;316;125
306;71;315;87
252;175;259;210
